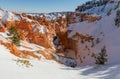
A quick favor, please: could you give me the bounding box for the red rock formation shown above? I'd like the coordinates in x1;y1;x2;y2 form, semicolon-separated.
72;32;94;42
22;13;27;17
56;30;78;58
28;32;52;48
0;22;5;32
27;15;33;20
67;12;76;24
0;40;2;44
21;50;40;60
87;15;101;22
76;13;87;22
2;42;40;60
3;43;21;57
39;50;54;60
0;26;5;32
16;20;33;32
5;21;15;28
0;11;99;62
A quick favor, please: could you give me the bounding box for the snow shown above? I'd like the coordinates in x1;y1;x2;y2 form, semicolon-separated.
0;9;4;19
40;25;47;34
20;40;45;51
33;24;47;34
67;3;120;66
68;12;116;37
2;11;20;23
28;12;67;21
0;44;120;79
0;45;80;79
0;32;11;43
0;0;120;79
22;17;32;22
79;0;117;16
25;18;32;22
68;11;119;64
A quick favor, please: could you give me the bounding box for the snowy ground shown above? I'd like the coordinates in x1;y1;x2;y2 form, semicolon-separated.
0;45;120;79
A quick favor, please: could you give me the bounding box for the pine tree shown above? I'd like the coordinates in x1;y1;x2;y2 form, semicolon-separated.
95;46;107;65
9;25;20;46
9;25;17;35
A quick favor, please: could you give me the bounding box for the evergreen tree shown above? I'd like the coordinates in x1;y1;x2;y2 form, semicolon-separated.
9;25;20;46
9;25;17;35
95;46;107;65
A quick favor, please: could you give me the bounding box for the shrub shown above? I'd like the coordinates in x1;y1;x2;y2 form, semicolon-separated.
96;37;100;44
95;46;107;65
9;25;17;35
9;25;20;46
14;59;33;68
10;34;20;46
115;17;120;27
115;10;120;27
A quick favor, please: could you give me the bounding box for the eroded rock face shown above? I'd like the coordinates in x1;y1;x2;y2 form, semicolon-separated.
15;12;99;52
0;26;5;32
3;43;21;57
1;41;41;60
20;50;40;60
0;11;100;65
39;50;54;60
87;15;101;22
67;12;101;23
5;21;15;28
54;29;79;60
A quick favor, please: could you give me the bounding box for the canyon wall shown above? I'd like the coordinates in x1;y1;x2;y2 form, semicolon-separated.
0;10;101;65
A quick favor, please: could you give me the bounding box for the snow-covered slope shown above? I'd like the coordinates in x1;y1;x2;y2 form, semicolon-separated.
0;10;20;24
67;0;120;65
68;11;120;65
0;32;79;79
1;43;120;79
78;0;117;15
27;12;67;20
0;0;120;79
0;44;78;79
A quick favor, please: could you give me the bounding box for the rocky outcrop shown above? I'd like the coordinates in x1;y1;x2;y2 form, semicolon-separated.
55;30;78;59
87;15;101;22
0;19;6;32
21;50;40;60
1;41;40;60
0;9;101;65
75;0;109;12
3;43;21;57
66;12;101;24
39;50;54;60
0;26;5;32
28;32;53;48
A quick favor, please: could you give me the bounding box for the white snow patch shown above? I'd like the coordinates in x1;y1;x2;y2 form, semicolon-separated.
40;25;47;34
2;11;20;24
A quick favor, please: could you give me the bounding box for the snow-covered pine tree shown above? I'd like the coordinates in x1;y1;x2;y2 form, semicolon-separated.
95;46;107;65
